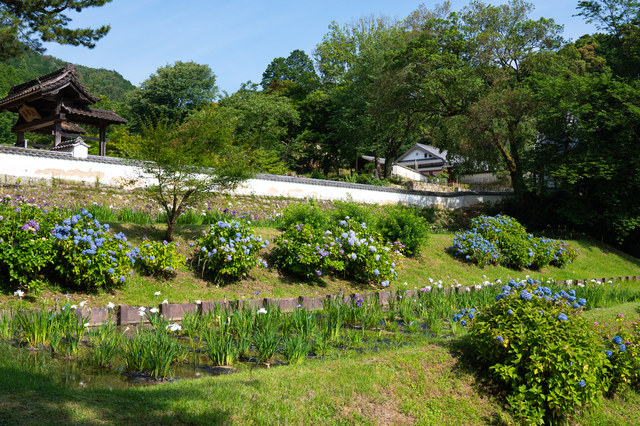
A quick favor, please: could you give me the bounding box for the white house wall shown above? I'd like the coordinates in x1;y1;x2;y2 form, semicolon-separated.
0;147;510;209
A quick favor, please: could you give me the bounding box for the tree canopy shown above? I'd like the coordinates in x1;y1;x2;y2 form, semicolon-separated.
0;0;112;61
125;61;218;130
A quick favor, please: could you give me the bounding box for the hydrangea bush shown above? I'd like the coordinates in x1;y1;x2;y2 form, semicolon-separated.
450;214;578;270
460;279;609;424
336;218;404;285
0;197;64;291
273;217;404;286
136;237;185;278
271;223;344;279
279;200;429;258
194;219;269;282
52;209;138;289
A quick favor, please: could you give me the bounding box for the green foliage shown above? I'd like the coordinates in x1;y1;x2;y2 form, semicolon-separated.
279;202;330;231
328;198;376;229
136;238;185;278
281;333;312;365
14;307;53;347
261;49;319;90
467;280;610;424
376;205;429;255
193;219;269;283
272;217;404;286
87;321;123;368
122;327;187;380
203;327;238;366
124;107;253;241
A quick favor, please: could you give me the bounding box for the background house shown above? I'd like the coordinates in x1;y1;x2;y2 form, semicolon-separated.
395;143;452;176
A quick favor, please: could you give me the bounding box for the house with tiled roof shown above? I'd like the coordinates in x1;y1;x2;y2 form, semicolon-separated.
394;143;452;175
0;63;127;156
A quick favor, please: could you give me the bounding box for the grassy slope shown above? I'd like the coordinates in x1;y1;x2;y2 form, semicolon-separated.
1;223;639;309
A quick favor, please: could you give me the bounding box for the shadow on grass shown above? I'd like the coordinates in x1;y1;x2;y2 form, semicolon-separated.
0;362;232;426
435;336;511;426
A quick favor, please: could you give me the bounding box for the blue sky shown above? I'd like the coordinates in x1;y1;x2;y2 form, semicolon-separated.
42;0;598;94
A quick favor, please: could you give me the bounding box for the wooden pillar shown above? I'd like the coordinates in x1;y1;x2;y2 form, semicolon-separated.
53;121;62;147
99;125;107;156
15;132;25;148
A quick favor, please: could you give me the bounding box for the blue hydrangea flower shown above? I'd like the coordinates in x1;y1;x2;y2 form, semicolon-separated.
613;336;623;345
496;336;504;343
619;344;626;352
373;269;380;276
605;350;613;358
507;309;513;315
578;379;585;388
557;313;568;321
350;253;357;260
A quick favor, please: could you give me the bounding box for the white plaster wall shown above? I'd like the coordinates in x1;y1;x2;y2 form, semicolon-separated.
391;164;428;182
0;149;508;209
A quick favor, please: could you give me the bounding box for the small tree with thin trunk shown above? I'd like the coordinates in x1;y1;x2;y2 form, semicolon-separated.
125;105;252;241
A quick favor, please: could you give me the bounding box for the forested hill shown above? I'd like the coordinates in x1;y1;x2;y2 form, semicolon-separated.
0;50;136;101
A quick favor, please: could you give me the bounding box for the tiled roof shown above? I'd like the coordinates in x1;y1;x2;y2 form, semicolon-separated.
0;64;99;109
50;137;90;151
61;101;127;124
61;122;87;134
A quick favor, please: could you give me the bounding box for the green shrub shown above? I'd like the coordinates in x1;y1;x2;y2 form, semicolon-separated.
464;279;609;424
194;219;269;283
336;218;404;285
136;238;185;278
279;202;330;231
328;199;376;229
376;205;429;256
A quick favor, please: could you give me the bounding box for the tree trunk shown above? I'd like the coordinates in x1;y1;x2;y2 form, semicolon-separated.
164;219;176;242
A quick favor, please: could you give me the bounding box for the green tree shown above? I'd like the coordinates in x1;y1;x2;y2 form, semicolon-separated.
261;49;319;90
218;83;299;171
534;70;640;251
0;0;112;61
124;105;252;242
395;0;563;199
575;0;640;78
125;61;218;131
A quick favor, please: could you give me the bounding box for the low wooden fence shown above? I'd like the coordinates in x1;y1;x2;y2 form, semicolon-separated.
3;275;638;326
